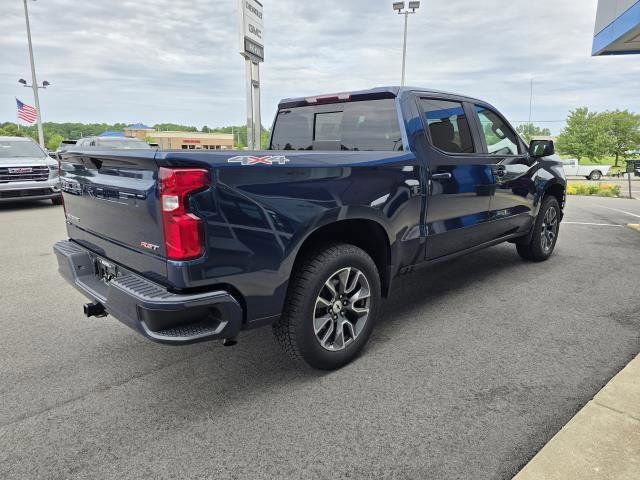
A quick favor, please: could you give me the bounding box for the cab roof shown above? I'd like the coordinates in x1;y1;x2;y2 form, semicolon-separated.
278;86;484;109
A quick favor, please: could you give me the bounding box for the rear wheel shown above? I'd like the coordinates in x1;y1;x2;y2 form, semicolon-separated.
517;196;560;262
273;243;381;370
588;170;602;181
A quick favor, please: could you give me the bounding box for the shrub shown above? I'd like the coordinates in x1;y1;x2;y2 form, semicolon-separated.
566;183;621;197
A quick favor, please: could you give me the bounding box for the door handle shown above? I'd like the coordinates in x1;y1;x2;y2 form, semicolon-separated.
431;172;452;180
493;165;506;177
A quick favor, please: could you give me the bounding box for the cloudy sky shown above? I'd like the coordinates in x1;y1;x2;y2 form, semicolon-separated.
1;0;639;133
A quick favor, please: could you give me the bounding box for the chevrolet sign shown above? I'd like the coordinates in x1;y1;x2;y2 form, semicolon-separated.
238;0;264;63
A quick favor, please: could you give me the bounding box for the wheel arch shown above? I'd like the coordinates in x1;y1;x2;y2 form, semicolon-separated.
290;218;393;298
545;182;566;215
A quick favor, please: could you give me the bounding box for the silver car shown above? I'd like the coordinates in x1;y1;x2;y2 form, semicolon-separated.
0;136;62;204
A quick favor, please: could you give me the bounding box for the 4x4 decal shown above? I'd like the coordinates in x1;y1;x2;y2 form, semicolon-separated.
227;155;290;166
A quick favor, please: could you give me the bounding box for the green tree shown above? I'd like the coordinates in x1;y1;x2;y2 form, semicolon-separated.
261;128;270;149
601;110;640;167
0;123;24;137
153;123;198;132
516;123;551;143
0;121;272;151
46;133;64;151
556;108;610;162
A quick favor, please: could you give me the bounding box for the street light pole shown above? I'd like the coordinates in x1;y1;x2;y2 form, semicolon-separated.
22;0;45;147
401;11;409;86
393;2;420;86
528;78;534;125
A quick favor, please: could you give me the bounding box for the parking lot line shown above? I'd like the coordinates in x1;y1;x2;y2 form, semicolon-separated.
563;222;624;227
596;205;640;219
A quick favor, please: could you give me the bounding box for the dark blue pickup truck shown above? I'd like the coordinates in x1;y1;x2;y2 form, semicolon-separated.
54;86;565;369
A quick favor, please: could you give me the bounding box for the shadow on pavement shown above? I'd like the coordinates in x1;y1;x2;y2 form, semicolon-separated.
131;244;526;409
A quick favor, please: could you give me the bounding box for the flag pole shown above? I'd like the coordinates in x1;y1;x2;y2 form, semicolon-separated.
22;0;45;147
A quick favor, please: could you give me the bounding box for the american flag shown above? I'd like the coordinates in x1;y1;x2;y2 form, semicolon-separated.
16;98;38;124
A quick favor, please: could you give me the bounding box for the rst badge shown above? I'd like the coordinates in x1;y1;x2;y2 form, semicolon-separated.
140;241;160;252
227;155;290;166
8;167;33;174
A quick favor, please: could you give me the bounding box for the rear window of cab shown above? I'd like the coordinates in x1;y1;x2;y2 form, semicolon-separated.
270;99;403;151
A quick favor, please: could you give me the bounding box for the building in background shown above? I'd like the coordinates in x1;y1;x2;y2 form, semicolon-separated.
148;131;234;150
123;123;234;150
124;123;155;139
593;0;640;55
99;131;125;137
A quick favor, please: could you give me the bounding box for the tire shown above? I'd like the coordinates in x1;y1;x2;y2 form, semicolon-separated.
516;196;560;262
273;243;381;370
588;170;602;181
51;196;63;206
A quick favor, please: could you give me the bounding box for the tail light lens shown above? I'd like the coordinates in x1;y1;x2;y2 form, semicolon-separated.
158;167;210;260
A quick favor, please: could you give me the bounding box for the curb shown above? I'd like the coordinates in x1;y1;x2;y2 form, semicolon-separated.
513;354;640;480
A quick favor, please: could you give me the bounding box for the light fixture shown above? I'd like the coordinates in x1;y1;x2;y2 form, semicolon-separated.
393;2;405;12
408;1;420;10
18;78;27;85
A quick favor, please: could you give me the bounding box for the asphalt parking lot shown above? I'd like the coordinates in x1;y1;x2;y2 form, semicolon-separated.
1;196;639;480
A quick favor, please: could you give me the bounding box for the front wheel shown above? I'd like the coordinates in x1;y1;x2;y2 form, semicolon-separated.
588;170;602;181
517;196;560;262
273;243;381;370
51;196;63;206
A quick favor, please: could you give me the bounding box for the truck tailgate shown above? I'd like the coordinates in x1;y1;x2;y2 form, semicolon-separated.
60;150;168;282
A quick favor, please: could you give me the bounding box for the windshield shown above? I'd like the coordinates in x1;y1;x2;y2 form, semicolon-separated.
96;139;151;149
270;98;403;151
0;140;45;158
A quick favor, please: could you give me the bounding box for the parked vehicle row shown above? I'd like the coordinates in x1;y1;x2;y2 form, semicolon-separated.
54;86;566;369
0;136;62;204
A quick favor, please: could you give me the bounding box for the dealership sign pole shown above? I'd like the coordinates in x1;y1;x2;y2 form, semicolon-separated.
238;0;264;150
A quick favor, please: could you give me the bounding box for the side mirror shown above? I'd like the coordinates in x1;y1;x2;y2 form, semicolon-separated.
529;139;554;158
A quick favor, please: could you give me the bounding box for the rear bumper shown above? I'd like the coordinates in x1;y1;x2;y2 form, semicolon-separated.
53;240;243;345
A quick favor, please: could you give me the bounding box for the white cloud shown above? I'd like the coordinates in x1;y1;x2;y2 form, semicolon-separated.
1;0;638;133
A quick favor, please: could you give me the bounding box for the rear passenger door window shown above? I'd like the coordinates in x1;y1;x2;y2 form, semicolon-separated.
420;99;475;154
475;106;521;156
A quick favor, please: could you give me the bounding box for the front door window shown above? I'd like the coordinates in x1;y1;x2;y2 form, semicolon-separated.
475;106;521;156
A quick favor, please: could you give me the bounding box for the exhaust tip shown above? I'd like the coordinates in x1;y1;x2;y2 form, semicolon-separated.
84;302;106;318
222;337;238;347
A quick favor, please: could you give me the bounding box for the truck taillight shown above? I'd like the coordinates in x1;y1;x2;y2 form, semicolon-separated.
158;167;210;261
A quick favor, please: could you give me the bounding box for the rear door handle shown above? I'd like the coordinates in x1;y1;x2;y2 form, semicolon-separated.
431;172;452;180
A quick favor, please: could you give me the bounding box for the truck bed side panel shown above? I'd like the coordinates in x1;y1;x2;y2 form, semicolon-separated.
157;150;423;325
